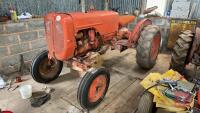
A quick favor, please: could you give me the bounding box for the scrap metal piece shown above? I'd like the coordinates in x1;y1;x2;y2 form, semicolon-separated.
30;92;51;107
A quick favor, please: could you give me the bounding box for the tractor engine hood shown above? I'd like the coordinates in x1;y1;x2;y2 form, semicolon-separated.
44;11;119;61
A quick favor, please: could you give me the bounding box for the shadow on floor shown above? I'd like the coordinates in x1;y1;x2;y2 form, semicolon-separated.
49;70;80;84
132;66;150;75
103;53;130;68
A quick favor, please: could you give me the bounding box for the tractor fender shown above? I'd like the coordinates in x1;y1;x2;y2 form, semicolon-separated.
128;19;152;47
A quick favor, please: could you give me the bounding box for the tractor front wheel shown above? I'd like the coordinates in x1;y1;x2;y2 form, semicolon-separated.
136;25;161;69
31;50;63;83
77;68;110;109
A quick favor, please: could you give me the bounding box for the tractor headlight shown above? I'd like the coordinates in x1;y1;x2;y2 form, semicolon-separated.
56;15;61;21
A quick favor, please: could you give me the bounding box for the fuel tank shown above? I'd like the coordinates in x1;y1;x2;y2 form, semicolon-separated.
44;11;119;61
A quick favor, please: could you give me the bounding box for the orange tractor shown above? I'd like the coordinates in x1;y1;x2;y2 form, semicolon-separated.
31;10;161;109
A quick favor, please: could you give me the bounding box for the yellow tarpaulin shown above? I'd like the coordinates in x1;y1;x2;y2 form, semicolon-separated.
140;70;195;113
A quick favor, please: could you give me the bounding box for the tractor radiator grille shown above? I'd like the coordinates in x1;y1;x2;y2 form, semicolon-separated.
45;19;64;55
45;20;53;52
54;21;64;53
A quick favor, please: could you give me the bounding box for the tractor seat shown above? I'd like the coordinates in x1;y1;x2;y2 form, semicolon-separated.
119;15;135;26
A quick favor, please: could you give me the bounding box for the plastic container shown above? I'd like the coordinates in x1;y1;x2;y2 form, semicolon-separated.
0;78;6;89
1;111;13;113
19;85;32;99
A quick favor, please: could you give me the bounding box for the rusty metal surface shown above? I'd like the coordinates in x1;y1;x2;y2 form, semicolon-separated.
119;15;135;26
167;19;197;49
45;11;120;61
128;19;152;46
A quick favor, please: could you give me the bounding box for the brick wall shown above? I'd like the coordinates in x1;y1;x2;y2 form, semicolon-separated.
0;19;47;75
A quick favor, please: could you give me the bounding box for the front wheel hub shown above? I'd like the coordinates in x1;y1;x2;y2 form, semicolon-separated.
31;50;63;83
151;33;161;60
39;58;59;79
88;75;107;103
77;68;110;109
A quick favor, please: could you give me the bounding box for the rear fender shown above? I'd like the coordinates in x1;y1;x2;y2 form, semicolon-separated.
128;19;152;47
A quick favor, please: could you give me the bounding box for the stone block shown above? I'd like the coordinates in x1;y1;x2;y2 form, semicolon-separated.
0;34;19;46
10;43;30;55
22;50;41;61
20;31;37;42
0;24;4;34
31;39;47;50
0;47;8;57
28;19;44;30
5;22;27;33
1;55;20;67
38;29;45;38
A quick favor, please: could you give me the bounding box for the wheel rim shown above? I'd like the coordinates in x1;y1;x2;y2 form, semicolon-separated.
38;57;60;79
88;75;107;103
150;33;161;60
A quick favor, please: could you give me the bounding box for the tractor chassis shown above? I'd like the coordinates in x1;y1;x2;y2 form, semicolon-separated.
65;19;154;73
31;18;161;110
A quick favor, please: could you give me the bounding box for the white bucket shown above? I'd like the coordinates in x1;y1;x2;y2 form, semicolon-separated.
19;85;32;99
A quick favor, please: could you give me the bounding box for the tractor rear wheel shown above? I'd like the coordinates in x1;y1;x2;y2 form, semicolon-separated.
138;92;154;113
170;30;193;74
31;50;63;83
77;68;110;110
136;25;161;69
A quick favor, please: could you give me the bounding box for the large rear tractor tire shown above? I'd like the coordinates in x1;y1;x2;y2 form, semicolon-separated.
31;50;63;83
170;30;193;74
138;92;154;113
77;68;110;110
136;25;161;69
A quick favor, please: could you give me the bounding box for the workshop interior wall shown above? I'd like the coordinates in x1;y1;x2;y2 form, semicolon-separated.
0;0;141;16
0;19;46;75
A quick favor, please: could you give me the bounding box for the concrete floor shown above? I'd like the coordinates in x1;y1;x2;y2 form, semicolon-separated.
0;49;171;113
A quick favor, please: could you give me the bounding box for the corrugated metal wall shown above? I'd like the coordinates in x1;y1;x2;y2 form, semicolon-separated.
0;0;141;16
0;0;81;16
85;0;104;11
191;0;200;19
163;0;200;19
1;0;200;18
109;0;141;14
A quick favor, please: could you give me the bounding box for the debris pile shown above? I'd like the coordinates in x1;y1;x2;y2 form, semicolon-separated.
141;70;195;112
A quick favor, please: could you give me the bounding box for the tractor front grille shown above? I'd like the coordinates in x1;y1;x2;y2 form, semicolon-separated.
45;19;64;55
54;21;64;53
45;20;53;52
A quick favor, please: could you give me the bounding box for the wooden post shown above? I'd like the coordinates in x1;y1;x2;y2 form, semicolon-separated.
141;0;147;14
104;0;109;10
81;0;86;12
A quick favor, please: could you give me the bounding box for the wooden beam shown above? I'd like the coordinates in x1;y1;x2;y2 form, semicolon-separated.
104;0;109;10
81;0;86;12
141;0;147;14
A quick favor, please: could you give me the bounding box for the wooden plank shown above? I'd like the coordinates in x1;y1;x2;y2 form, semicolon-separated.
109;69;128;89
100;80;143;113
60;79;82;109
29;108;47;113
42;99;82;113
62;88;82;109
91;76;137;113
103;49;149;80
